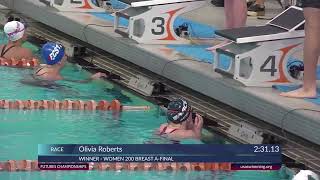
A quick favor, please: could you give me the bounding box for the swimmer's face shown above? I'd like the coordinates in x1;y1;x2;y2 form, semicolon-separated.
51;56;67;70
21;33;27;42
57;55;67;68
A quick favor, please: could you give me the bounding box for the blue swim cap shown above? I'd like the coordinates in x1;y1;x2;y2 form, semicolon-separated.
41;42;65;65
167;98;191;124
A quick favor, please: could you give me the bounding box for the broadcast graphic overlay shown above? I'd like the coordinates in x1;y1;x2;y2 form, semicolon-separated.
38;144;282;171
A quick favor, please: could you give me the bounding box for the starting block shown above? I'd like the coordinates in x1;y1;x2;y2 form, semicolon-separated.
39;0;105;12
213;6;305;87
114;0;206;44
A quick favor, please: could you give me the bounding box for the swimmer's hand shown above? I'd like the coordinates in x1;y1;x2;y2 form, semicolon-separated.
194;114;203;129
63;72;107;83
193;114;203;139
90;72;107;80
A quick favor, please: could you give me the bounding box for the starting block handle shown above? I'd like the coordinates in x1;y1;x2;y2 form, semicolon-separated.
39;0;51;6
214;48;235;78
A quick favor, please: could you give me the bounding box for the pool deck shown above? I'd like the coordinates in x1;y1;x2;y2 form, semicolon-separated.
1;0;320;147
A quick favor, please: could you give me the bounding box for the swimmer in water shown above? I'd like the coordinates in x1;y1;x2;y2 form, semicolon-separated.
0;21;33;60
21;42;106;87
157;98;203;141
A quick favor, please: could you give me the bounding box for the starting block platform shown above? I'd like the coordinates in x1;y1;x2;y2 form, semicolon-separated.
213;6;305;87
114;0;207;44
216;6;304;44
1;0;320;147
39;0;105;12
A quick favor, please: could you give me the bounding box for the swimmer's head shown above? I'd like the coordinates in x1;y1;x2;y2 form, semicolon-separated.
41;42;65;66
4;21;26;42
166;98;192;124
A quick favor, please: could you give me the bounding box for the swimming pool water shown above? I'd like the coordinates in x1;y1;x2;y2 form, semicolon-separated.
0;64;166;159
0;39;291;179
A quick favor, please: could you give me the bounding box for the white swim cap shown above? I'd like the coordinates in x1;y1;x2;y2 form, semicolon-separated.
293;170;319;180
4;21;25;42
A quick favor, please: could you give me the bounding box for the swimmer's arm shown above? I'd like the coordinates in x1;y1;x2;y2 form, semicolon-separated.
192;115;203;139
62;72;107;83
62;78;93;83
155;123;168;135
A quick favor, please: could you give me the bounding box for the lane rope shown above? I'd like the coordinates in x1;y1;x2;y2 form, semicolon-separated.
0;58;39;68
0;99;150;111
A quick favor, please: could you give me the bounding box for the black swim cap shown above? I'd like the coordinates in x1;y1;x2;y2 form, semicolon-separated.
166;98;191;124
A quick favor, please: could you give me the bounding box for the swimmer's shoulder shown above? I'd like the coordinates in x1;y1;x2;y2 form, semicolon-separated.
33;66;63;81
159;123;168;131
0;45;5;54
19;47;33;59
34;64;52;75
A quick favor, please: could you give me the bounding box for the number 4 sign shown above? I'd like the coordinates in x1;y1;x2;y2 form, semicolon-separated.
114;0;206;44
260;56;277;77
214;38;304;87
